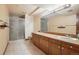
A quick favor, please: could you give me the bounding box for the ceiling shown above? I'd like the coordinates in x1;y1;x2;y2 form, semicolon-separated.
7;4;37;16
7;4;58;16
7;4;79;17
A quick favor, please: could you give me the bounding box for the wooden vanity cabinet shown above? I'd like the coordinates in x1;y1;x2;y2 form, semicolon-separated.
35;35;40;47
40;36;49;54
48;39;61;55
69;44;79;55
48;40;79;55
70;49;79;55
32;33;40;47
32;33;79;55
61;42;72;55
32;33;49;54
32;33;35;43
61;42;79;55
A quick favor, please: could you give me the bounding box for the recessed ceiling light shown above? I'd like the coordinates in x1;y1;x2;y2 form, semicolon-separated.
64;4;71;9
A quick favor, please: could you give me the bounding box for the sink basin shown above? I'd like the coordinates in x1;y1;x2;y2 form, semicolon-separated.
71;38;78;40
60;36;78;40
60;36;70;39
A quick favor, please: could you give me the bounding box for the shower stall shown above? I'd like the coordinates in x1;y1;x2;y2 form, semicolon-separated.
9;16;25;41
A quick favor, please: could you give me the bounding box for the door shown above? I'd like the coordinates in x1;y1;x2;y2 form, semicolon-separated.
9;16;25;40
41;17;48;32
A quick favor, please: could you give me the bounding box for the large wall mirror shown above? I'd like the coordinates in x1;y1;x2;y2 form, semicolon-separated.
40;4;79;38
41;14;77;38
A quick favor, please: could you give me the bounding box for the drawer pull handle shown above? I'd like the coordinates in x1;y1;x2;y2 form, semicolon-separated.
62;47;64;49
70;46;72;48
58;46;60;48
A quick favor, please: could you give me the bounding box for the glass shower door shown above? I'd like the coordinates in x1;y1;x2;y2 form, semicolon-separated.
9;17;25;41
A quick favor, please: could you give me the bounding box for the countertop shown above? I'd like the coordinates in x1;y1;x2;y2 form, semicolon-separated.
33;32;79;45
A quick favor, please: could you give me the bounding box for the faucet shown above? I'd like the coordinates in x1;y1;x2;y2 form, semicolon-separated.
65;34;72;39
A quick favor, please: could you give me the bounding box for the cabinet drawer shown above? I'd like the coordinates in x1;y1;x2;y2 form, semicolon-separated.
49;38;61;45
62;42;71;48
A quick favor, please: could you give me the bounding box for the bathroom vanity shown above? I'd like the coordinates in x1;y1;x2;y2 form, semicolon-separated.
32;32;79;55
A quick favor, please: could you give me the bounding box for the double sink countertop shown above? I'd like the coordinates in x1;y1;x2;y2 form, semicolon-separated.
33;32;79;45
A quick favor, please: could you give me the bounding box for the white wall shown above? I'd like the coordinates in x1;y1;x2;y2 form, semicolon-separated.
0;5;9;54
48;14;76;35
33;15;41;32
25;14;34;39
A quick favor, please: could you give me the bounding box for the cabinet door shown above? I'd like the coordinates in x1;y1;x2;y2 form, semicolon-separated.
70;45;79;55
35;35;40;47
61;42;73;55
62;43;79;55
62;46;79;55
40;36;49;54
32;34;40;47
48;41;61;55
61;46;71;55
70;50;79;55
32;34;36;43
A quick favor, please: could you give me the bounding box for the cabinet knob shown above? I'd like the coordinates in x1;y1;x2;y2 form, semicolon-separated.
70;46;72;48
58;46;60;48
62;47;64;50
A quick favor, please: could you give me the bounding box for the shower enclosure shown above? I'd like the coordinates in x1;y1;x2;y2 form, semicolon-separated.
9;16;25;41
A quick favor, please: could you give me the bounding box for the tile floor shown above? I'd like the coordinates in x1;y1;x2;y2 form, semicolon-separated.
4;39;45;55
